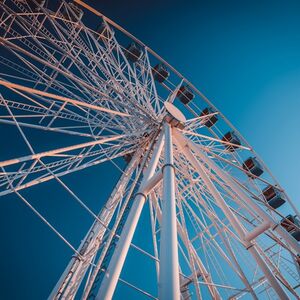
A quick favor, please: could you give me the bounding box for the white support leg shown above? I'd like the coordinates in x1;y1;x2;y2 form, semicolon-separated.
95;130;165;300
174;132;289;300
158;123;181;300
48;151;140;300
181;131;300;254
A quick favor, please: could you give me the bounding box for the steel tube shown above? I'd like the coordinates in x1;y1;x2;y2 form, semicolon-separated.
95;130;165;300
158;123;181;300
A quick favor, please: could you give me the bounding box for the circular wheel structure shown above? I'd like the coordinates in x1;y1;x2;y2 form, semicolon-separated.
0;1;299;299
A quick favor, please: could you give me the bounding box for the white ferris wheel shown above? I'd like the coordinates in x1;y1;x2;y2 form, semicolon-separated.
0;1;299;299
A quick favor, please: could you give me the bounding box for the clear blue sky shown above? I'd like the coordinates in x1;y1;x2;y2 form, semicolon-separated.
0;0;300;299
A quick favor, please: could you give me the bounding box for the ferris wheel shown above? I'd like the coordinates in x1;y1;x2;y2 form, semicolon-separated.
0;0;299;299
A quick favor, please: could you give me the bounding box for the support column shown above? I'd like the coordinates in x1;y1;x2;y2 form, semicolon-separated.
48;151;140;300
175;133;289;300
158;123;181;300
95;130;165;300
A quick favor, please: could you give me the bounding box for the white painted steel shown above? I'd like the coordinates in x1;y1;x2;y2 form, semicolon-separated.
0;1;299;299
174;131;289;300
158;123;181;300
95;131;165;300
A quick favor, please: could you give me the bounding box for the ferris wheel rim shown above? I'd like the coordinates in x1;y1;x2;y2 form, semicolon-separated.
70;0;295;210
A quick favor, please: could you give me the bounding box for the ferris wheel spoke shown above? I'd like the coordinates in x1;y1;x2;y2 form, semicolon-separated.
0;101;124;139
0;53;93;108
62;28;158;121
143;49;160;107
179;226;221;298
130;55;158;116
99;59;158;121
182;129;251;152
1;4;103;93
180;198;233;265
0;79;130;117
0;140;138;197
47;11;155;119
185;112;220;131
0;133;130;170
0;117;126;140
0;103;138;195
78;19;161;118
194;161;290;257
104;41;156;113
183;195;239;244
186;201;273;297
214;220;259;298
179;194;244;280
0;38;129;115
0;98;97;126
0;145;109;190
199;144;279;189
72;0;161;116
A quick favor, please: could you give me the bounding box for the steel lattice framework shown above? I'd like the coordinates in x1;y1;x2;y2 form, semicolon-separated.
0;1;299;299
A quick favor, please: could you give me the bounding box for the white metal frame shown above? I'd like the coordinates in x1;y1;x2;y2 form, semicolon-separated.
0;1;299;299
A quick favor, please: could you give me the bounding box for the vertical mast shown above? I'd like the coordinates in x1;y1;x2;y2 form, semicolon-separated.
158;123;181;300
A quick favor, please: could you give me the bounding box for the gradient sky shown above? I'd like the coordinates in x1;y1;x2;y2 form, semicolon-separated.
0;0;300;299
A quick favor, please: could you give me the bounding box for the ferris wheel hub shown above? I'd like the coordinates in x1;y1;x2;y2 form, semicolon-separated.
164;102;186;129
